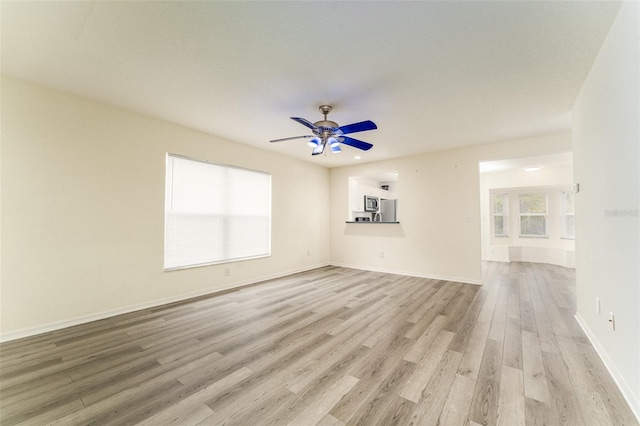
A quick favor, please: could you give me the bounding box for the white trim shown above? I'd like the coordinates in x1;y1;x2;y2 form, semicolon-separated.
0;263;330;343
484;246;575;268
329;262;483;286
574;313;640;423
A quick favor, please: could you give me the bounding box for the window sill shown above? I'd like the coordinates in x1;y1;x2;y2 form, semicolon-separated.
518;235;549;239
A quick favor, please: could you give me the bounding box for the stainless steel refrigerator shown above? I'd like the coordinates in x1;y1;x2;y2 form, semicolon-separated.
379;199;397;222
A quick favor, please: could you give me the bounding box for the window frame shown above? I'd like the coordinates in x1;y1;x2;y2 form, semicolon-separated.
492;192;509;237
164;153;272;271
518;192;548;238
560;189;575;240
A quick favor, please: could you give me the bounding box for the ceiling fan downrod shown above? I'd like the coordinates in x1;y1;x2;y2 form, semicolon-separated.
315;105;338;130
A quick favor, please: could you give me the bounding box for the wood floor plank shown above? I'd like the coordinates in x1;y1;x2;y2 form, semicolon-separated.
368;395;416;426
541;350;585;425
343;360;415;425
572;386;614;426
497;365;525;426
488;286;509;342
282;329;371;395
438;373;476;426
406;281;454;323
10;398;84;426
522;330;551;403
164;404;215;426
577;341;639;425
135;367;253;426
406;349;463;426
533;305;560;354
399;329;455;403
555;334;596;391
446;284;488;352
403;314;448;363
202;385;295;426
468;338;503;426
403;302;444;340
318;413;347;426
525;396;554;426
261;345;369;425
204;334;334;413
456;320;491;380
503;317;523;369
329;326;414;422
1;264;637;426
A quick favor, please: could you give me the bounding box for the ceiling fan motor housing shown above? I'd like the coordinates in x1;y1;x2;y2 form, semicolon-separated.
313;121;339;138
314;105;339;137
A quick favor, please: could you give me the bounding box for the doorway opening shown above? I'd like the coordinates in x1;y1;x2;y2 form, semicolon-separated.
478;152;575;272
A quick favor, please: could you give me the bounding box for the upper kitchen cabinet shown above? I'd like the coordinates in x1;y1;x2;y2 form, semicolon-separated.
348;171;399;222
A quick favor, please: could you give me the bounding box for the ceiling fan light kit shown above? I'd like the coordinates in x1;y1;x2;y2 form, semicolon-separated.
270;105;377;156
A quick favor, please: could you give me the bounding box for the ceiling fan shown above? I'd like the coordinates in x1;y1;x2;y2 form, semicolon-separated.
270;105;377;155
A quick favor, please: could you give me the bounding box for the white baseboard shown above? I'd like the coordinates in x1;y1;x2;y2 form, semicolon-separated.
574;313;640;423
329;262;483;286
482;256;510;263
509;256;568;267
484;246;575;268
0;263;330;343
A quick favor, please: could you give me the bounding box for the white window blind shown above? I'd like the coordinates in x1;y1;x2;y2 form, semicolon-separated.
164;154;271;270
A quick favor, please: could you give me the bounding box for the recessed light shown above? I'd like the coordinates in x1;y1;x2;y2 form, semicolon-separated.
525;167;541;172
354;155;362;160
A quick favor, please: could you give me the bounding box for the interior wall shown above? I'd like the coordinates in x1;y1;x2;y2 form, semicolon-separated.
572;1;639;417
0;76;330;340
329;132;572;285
479;164;575;266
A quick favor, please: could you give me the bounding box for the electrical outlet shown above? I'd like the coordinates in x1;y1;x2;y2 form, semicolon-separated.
380;251;384;258
306;250;310;256
609;312;615;330
224;268;230;276
596;297;600;314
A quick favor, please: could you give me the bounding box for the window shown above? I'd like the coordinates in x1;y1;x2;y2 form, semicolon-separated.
493;193;508;237
519;193;547;237
560;189;575;239
164;154;271;270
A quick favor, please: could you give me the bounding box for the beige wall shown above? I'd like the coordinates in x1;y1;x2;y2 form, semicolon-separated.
329;132;572;284
572;1;639;416
0;76;575;340
0;76;330;339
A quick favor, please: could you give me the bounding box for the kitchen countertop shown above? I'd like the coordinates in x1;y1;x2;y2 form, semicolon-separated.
345;221;400;224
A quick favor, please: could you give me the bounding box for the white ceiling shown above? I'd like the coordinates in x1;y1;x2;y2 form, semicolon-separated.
1;1;621;168
479;152;573;174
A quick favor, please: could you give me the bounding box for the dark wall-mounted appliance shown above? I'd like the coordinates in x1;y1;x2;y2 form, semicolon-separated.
364;195;379;212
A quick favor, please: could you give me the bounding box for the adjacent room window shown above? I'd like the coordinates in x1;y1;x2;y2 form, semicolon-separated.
560;189;575;239
164;154;271;270
493;192;509;237
519;192;547;237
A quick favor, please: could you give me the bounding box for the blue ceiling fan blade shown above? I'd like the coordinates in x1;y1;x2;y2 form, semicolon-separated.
290;117;318;130
340;136;373;151
337;120;377;135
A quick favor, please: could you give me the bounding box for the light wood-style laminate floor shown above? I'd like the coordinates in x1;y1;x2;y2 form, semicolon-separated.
1;262;637;425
